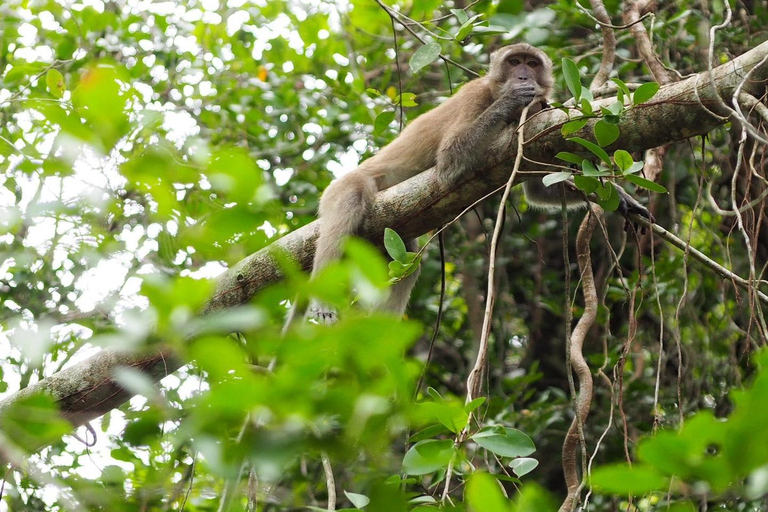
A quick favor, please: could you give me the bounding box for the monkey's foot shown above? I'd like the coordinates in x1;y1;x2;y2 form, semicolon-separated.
618;199;655;234
307;300;339;325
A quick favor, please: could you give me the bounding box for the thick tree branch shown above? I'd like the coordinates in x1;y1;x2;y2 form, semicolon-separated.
1;41;767;440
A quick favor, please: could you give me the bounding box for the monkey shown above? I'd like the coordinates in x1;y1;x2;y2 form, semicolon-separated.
300;43;650;324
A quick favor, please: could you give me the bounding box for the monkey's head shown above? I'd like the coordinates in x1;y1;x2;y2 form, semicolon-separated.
487;43;553;101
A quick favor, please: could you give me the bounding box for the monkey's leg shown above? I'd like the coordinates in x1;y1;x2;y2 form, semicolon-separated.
379;240;421;316
308;172;377;324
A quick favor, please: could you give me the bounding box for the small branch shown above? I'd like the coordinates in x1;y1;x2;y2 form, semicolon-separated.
559;206;600;512
321;452;336;511
631;216;768;306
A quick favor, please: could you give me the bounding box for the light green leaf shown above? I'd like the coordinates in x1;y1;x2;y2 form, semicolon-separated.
410;42;442;74
590;463;669;494
46;69;65;98
344;491;370;509
471;427;536;458
466;473;508;512
633;82;660;105
509;457;539;477
542;171;572;187
613;150;633;172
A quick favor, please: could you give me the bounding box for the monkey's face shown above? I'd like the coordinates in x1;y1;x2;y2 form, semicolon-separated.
488;44;553;101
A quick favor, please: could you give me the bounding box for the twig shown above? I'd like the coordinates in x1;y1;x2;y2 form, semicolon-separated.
321;452;336;511
631;216;768;306
465;103;532;402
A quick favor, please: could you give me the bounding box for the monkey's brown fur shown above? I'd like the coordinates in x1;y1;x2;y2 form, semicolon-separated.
306;44;554;323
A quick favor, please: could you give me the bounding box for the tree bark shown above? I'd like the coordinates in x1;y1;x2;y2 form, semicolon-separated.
1;40;766;441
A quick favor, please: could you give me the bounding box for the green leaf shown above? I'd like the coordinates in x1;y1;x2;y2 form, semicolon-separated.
542;171;572;187
569;137;611;165
611;77;630;97
410;42;442;74
590;463;669;494
466;473;508;512
465;396;486;413
402;440;455;475
555;151;582;165
561;118;588;136
374;110;396;135
593;120;619;147
624;174;668;193
451;8;469;23
594;182;620;211
509;457;539;477
613;150;633;172
46;69;65;98
574;175;599;194
344;491;370;509
581;160;609;177
580;98;593;115
456;16;481;41
633;82;660;105
561;57;582;103
383;228;407;262
471;427;536;458
395;92;417;107
624;161;645;175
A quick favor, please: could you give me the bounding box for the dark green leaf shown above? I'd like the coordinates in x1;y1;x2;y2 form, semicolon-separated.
374;110;396;135
561;57;582;102
555;151;582;165
574;175;599;194
384;228;407;262
561;118;588;136
624;174;668;193
594;120;619;147
569;137;611;164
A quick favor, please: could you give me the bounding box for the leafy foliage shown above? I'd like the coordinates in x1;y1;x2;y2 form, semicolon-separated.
0;0;766;511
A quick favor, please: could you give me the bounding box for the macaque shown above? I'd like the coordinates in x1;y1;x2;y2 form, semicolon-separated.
303;43;649;324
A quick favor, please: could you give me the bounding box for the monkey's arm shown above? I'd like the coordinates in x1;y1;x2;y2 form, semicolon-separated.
436;85;538;184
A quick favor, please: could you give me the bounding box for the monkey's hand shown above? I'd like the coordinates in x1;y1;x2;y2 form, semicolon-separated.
496;84;537;123
307;299;339;325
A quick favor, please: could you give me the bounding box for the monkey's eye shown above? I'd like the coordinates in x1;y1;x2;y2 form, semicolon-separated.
528;61;539;68
509;58;521;66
